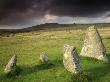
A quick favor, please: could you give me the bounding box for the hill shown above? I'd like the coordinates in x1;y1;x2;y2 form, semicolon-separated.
0;23;110;34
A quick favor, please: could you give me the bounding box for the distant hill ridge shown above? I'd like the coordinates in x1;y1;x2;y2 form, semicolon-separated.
0;23;110;34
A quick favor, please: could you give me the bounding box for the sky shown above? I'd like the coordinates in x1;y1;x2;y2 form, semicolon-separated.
0;0;110;29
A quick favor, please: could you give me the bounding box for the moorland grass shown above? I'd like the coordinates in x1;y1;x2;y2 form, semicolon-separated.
0;27;110;82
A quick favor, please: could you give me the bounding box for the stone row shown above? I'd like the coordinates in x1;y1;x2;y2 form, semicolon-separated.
4;26;108;74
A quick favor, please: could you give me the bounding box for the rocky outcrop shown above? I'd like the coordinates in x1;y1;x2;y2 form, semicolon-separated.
80;26;108;62
4;55;17;73
63;44;83;74
40;52;49;63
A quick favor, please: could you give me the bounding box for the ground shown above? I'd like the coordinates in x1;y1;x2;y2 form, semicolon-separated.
0;27;110;82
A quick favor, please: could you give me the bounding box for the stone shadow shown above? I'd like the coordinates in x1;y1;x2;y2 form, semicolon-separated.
86;54;110;82
12;59;63;77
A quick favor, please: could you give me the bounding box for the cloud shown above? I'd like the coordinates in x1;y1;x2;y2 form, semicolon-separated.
0;0;110;28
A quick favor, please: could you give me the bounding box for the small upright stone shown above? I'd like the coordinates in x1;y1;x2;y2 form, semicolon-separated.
80;26;108;62
4;55;17;73
40;52;49;63
63;44;83;74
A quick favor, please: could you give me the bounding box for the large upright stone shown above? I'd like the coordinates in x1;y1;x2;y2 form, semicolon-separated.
80;26;108;62
40;52;49;63
4;55;17;73
63;44;83;74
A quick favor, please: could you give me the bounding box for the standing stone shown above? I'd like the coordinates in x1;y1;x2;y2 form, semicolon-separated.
63;44;83;74
80;26;108;62
4;55;17;73
40;52;49;63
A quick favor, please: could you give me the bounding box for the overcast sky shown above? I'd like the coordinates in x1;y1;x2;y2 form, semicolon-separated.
0;0;110;29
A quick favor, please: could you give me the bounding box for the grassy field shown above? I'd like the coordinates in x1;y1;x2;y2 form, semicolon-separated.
0;26;110;82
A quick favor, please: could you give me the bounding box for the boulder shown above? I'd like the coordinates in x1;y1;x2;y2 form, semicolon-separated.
4;55;17;73
80;26;108;62
63;44;83;74
40;52;49;63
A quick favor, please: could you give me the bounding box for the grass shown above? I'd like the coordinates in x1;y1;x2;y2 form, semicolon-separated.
0;27;110;82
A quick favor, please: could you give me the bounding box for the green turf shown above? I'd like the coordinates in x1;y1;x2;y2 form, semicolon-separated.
0;27;110;82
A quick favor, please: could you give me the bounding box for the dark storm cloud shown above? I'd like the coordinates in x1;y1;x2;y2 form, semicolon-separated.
0;0;53;25
0;0;51;19
0;0;110;27
49;0;110;17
